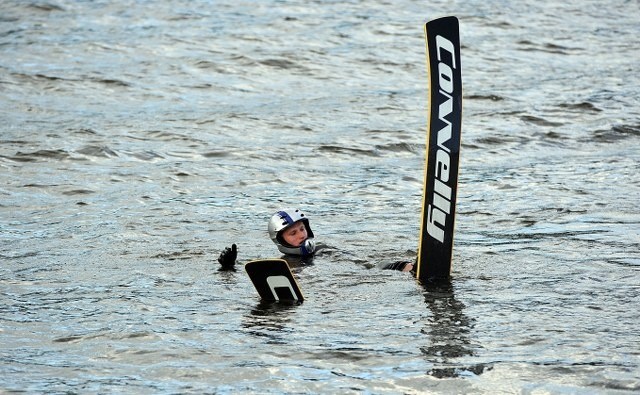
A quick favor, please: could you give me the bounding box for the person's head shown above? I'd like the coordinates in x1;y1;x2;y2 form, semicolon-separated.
268;208;315;256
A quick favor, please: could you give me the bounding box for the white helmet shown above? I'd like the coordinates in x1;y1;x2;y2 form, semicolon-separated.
267;208;315;256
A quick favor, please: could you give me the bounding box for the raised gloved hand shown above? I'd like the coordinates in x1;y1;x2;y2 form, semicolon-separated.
218;244;237;270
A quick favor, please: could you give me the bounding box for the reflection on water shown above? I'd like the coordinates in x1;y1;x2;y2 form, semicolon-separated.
420;279;490;378
243;301;300;345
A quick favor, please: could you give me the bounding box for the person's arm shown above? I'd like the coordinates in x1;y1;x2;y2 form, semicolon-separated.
381;260;414;272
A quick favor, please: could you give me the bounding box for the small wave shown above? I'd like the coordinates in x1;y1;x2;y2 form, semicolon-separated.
194;60;227;73
485;229;606;242
520;115;564;127
517;40;582;54
28;2;65;12
76;145;118;158
610;258;640;268
474;135;528;146
91;78;131;87
466;94;504;102
544;131;566;139
62;189;95;196
126;150;165;161
520;115;564;126
557;102;602;113
150;249;205;260
53;335;84;343
8;149;70;162
33;73;67;82
22;183;58;188
69;128;99;136
53;330;156;344
121;331;156;339
0;139;29;146
166;151;199;159
374;142;416;154
0;15;19;23
195;118;216;125
146;130;202;143
7;72;71;85
0;28;24;38
167;13;208;22
202;151;230;158
259;58;304;70
316;145;379;157
591;124;640;143
482;20;514;29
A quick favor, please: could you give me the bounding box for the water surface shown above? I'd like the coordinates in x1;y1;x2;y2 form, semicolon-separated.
1;0;639;393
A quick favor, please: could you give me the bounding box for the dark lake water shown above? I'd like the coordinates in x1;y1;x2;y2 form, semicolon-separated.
1;0;639;393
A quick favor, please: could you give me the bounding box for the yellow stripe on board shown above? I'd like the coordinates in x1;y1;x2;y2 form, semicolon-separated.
416;22;432;280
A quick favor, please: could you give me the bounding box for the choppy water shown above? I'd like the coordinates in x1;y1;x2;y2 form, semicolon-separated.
1;0;639;393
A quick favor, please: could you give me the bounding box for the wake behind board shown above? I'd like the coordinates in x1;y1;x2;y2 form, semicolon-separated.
416;16;463;281
245;259;304;302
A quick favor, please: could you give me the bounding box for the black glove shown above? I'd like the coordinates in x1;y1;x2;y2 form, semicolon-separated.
218;244;237;270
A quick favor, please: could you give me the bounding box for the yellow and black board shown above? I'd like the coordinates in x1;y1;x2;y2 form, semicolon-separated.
416;16;463;281
245;259;304;302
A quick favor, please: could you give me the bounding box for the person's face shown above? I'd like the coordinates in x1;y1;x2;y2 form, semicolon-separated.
282;221;308;247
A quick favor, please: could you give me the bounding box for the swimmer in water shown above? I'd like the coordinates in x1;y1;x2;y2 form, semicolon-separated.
217;208;413;272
